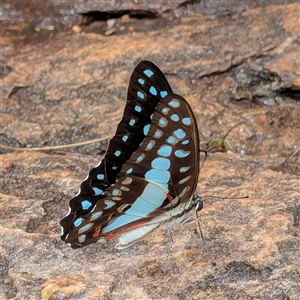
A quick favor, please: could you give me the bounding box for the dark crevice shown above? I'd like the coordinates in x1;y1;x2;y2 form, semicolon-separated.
0;134;22;153
278;88;300;100
178;0;200;9
8;86;29;98
80;10;157;25
0;60;12;77
293;205;300;227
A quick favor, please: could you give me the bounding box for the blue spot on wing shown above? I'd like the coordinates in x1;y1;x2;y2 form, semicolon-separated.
112;189;121;196
134;105;142;112
167;136;176;144
168;99;180;108
78;234;86;243
126;168;133;174
122;135;129;142
143;124;150;135
151;157;170;170
137;91;145;99
157;145;172;157
78;223;93;234
144;69;154;77
180;166;190;173
160;91;168;98
140;182;168;205
129;119;136;126
173;129;186;139
146;140;155;150
81;200;92;210
90;211;103;221
114;150;121;157
92;187;104;196
182;117;192;125
104;200;115;209
124;198;156;215
179;176;191;184
154;130;163;138
159;118;167;126
145;169;170;184
149;86;158;96
162;107;170;114
171;114;180;122
74;217;83;227
97;174;104;180
174;149;190;158
136;155;144;163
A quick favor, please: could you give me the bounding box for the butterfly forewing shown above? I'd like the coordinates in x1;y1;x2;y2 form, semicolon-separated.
60;61;173;241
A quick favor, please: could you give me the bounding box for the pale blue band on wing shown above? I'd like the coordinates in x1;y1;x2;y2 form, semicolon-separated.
103;182;168;233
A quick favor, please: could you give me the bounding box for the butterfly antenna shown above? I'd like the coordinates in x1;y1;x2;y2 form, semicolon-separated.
222;121;245;140
289;145;300;158
201;195;249;200
199;149;208;171
195;150;207;203
195;210;204;241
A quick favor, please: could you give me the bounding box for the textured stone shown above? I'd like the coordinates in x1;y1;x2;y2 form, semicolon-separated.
0;3;299;300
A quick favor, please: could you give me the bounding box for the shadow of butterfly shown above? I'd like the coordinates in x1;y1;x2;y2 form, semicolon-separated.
60;60;202;249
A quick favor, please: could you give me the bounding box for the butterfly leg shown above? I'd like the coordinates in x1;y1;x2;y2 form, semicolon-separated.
167;228;174;243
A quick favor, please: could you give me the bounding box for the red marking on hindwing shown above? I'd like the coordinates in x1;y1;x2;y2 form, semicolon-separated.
103;221;149;240
167;194;174;202
93;226;101;238
103;233;114;240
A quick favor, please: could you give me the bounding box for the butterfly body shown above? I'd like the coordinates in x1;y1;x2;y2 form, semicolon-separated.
60;61;202;249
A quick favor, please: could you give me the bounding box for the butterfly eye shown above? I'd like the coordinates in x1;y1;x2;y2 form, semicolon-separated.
194;196;203;212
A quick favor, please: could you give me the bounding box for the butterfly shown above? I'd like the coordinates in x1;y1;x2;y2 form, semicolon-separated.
60;60;203;249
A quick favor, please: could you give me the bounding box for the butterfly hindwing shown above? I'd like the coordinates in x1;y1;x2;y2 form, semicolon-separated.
60;61;173;241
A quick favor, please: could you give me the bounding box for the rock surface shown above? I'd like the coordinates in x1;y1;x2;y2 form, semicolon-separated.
0;3;299;300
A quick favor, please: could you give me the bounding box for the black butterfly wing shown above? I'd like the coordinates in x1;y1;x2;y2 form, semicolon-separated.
120;94;200;206
64;94;200;248
60;61;173;241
